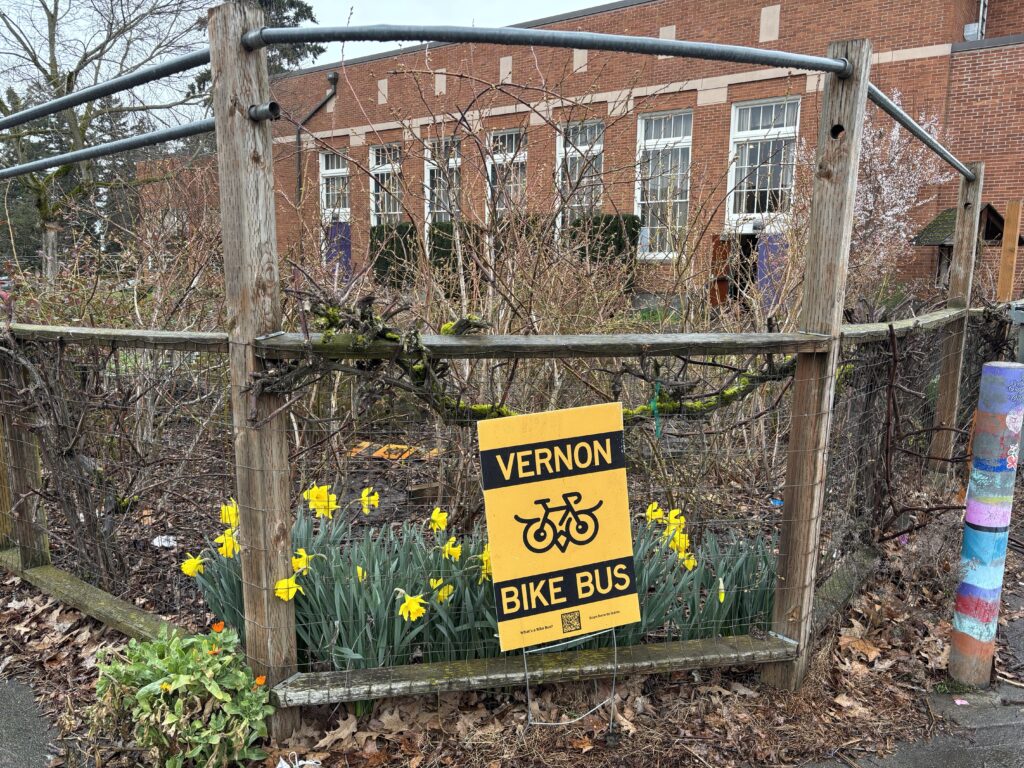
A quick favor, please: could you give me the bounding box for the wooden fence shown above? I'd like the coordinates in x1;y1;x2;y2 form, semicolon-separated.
0;0;1007;738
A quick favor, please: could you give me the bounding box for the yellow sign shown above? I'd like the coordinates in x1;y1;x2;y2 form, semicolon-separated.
478;402;641;651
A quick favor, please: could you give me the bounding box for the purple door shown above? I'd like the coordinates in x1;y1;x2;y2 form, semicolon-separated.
326;220;352;278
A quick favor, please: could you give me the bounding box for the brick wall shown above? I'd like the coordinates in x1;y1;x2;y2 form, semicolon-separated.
947;38;1024;297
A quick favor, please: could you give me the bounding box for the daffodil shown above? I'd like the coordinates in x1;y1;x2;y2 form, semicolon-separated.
219;498;239;528
180;553;204;577
645;501;665;524
682;553;697;571
429;506;448;532
215;528;239;559
664;508;686;534
478;543;492;584
291;548;311;574
303;484;340;519
667;529;690;557
356;565;367;583
442;536;462;562
430;577;454;603
360;486;380;515
718;577;725;604
398;592;427;622
274;574;304;601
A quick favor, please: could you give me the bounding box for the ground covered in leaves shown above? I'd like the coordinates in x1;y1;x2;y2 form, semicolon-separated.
5;521;1021;768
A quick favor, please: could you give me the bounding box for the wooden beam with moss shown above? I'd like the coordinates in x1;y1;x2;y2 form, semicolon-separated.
0;548;181;641
270;634;798;707
256;331;829;361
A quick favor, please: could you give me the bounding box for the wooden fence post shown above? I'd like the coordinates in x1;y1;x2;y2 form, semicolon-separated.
928;163;985;474
996;200;1021;302
760;38;872;690
0;360;47;568
208;1;300;737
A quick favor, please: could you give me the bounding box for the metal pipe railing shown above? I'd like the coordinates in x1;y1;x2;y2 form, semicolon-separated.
0;49;211;133
0;118;215;181
242;25;854;77
867;84;975;180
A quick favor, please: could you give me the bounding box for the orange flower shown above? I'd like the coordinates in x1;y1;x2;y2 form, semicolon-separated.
253;675;267;689
211;620;225;633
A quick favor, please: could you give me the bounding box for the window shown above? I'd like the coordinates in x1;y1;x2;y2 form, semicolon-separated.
729;99;799;228
370;144;402;227
487;129;527;217
557;120;604;224
320;151;349;221
424;137;461;225
636;112;692;258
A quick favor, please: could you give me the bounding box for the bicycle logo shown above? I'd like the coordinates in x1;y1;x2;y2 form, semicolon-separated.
514;491;602;554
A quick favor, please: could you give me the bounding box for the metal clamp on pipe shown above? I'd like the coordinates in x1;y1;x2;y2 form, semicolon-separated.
248;102;281;122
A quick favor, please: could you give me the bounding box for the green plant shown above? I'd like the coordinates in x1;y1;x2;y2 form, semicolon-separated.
193;489;776;672
90;627;272;767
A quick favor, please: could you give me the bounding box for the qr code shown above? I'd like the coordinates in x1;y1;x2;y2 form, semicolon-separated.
561;611;582;633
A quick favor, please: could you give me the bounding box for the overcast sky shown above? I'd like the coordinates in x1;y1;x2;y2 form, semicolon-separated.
305;0;605;65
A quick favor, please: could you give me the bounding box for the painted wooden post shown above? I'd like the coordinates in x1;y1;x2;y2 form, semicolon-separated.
928;164;984;473
208;1;300;737
0;361;47;568
996;200;1021;302
950;361;1024;687
760;39;872;690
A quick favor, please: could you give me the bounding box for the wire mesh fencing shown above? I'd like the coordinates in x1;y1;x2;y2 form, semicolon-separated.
0;306;1012;681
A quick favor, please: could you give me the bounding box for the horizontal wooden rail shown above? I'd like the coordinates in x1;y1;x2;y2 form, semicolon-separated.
838;307;968;342
7;323;229;353
270;634;797;706
255;331;830;360
2;306;993;359
0;548;179;641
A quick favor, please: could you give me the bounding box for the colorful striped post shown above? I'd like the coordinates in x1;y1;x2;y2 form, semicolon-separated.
950;361;1024;687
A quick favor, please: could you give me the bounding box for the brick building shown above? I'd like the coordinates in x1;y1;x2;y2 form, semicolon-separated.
264;0;1024;298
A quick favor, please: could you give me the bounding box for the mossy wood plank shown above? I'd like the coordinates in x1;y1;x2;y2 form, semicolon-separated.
0;548;178;641
270;635;798;707
839;308;966;343
255;332;829;361
8;324;229;353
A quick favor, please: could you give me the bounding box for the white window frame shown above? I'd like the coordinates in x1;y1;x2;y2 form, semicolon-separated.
634;110;692;261
423;137;462;227
727;97;800;234
486;128;528;220
556;120;605;226
369;143;402;228
319;151;350;223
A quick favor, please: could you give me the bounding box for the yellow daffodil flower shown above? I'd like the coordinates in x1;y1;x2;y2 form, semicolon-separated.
303;484;340;519
442;536;462;562
478;543;492;584
219;498;239;528
215;528;239;559
645;501;665;524
356;565;366;583
430;577;454;602
718;577;725;604
429;507;448;532
360;486;380;515
180;553;204;577
291;548;311;574
398;592;427;622
667;529;690;556
663;508;686;536
682;553;697;571
274;574;304;601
